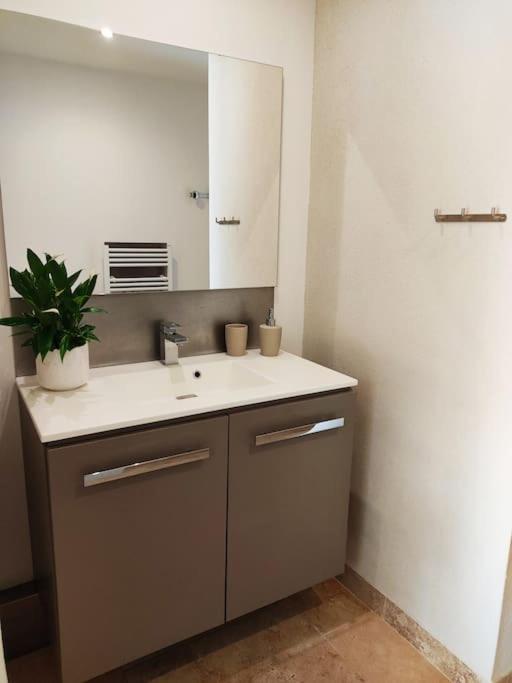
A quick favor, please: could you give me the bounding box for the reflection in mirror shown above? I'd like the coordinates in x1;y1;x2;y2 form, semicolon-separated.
209;55;282;289
0;11;282;294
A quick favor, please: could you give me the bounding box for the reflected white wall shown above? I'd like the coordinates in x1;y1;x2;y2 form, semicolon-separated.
208;54;281;289
0;53;209;292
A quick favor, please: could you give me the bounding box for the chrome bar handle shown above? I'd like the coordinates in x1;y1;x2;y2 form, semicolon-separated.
255;417;344;447
83;448;210;488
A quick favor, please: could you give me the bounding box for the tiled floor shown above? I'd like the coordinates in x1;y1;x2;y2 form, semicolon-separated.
7;579;448;682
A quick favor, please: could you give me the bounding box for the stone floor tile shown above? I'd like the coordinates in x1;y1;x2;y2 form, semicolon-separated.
325;613;449;683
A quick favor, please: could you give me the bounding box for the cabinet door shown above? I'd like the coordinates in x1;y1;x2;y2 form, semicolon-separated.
47;416;228;683
227;392;354;621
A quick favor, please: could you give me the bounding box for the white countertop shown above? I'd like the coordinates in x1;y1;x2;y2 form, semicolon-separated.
17;350;358;443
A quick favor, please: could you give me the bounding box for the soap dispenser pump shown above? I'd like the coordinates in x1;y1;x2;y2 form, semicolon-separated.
259;307;282;357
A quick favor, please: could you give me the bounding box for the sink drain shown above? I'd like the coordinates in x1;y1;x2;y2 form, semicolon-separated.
176;393;198;400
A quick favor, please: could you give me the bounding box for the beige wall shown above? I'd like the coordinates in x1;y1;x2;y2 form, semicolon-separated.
0;0;315;589
305;1;512;680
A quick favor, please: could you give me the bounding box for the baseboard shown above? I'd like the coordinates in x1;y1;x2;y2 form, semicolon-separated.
338;566;480;683
0;582;49;659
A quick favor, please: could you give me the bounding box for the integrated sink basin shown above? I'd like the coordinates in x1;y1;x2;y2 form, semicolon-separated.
117;356;274;399
17;349;358;443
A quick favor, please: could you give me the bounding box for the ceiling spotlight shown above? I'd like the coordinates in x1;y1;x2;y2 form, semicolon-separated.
100;27;114;39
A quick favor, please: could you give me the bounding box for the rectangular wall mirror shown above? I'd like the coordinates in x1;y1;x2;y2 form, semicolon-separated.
0;10;282;295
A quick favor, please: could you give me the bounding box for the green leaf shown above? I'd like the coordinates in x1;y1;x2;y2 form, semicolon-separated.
73;295;90;307
9;268;36;303
26;249;45;278
0;316;31;327
67;270;82;289
59;334;70;361
47;259;68;291
80;307;106;314
85;274;97;298
71;279;87;297
37;327;54;361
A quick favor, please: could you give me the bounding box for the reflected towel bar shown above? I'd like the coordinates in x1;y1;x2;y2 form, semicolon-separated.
216;216;240;225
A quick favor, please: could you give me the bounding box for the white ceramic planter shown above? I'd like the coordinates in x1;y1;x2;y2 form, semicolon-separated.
36;344;89;391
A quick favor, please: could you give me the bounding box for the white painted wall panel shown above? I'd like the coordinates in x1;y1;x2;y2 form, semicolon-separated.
305;1;512;679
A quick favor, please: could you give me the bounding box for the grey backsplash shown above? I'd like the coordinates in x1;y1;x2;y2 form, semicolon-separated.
11;288;274;377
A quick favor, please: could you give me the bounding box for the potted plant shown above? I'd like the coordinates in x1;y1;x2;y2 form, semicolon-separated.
0;249;104;391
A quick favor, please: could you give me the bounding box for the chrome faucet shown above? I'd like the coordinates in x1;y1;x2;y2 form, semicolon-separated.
160;321;188;365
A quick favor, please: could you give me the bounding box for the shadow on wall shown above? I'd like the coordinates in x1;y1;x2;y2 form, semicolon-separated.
334;343;384;583
301;99;380;579
347;491;383;578
0;186;33;589
302;118;346;370
0;384;33;588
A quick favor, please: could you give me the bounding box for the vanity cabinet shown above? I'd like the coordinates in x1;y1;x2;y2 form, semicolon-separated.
21;389;354;683
226;392;354;620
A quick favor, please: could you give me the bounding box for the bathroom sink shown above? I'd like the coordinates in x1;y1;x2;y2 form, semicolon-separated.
142;359;273;399
80;353;274;402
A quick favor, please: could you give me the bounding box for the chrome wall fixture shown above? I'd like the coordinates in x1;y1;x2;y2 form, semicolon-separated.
215;216;241;225
434;207;507;223
189;191;209;200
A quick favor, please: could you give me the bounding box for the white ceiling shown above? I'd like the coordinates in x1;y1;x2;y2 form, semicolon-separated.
0;10;208;83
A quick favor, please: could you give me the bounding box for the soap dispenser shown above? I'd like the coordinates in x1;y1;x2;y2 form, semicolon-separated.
259;307;282;357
